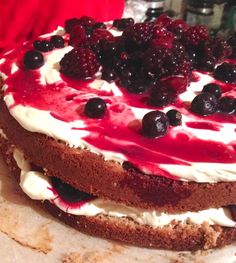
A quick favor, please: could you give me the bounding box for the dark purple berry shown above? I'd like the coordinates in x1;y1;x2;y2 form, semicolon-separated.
23;50;44;69
51;35;65;48
33;40;42;50
60;48;100;79
166;109;182;126
219;97;235;113
93;22;106;30
142;110;169;138
202;83;222;98
190;93;218;116
149;86;177;107
214;63;236;84
113;18;135;30
84;97;107;118
51;177;94;203
34;40;53;52
101;69;117;82
65;18;80;33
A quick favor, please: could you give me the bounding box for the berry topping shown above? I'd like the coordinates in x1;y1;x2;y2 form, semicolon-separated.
214;63;236;84
155;14;172;27
23;50;44;69
60;47;100;79
113;18;135;30
51;177;94;203
185;25;208;46
122;22;153;48
78;16;95;27
93;22;107;30
65;18;80;33
166;109;182;126
69;25;87;46
149;86;177;107
144;47;191;80
202;83;222;98
34;40;53;52
84;97;107;118
168;19;189;32
101;68;117;82
190;93;218;116
142;111;169;138
219;97;235;113
50;35;65;48
92;28;114;44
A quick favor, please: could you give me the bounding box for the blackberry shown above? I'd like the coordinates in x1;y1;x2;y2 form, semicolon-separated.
122;22;153;48
143;47;191;80
69;25;87;46
202;83;222;98
93;22;107;30
78;16;95;27
113;18;134;30
142;110;169;138
84;97;107;118
219;97;235;113
65;18;80;33
166;109;182;126
51;177;93;203
51;35;65;48
190;93;218;116
214;63;236;84
23;50;44;69
185;25;208;46
60;48;100;79
91;28;114;44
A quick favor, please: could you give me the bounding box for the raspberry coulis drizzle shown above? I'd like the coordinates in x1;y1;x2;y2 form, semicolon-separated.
1;45;236;180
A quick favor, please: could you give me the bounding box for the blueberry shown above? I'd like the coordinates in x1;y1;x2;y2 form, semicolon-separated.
84;97;107;118
214;63;236;83
149;86;177;107
190;93;218;116
51;177;93;203
51;35;65;48
202;83;222;98
34;40;54;52
113;18;134;30
101;68;117;82
142;110;169;138
33;40;42;50
166;109;182;126
219;96;235;113
23;50;44;69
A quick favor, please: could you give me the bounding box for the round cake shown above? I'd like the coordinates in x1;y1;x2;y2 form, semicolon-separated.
0;15;236;251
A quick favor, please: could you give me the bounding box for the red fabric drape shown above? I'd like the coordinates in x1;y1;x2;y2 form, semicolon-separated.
0;0;124;53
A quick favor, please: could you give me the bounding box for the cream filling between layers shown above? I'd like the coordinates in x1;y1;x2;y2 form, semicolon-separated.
1;28;236;183
13;148;236;228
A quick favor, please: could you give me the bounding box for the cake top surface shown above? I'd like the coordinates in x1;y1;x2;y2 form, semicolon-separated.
0;16;236;183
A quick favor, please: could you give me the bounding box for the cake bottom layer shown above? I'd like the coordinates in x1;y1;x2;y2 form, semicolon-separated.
1;138;236;250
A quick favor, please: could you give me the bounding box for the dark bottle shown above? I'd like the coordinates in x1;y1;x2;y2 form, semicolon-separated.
144;0;165;22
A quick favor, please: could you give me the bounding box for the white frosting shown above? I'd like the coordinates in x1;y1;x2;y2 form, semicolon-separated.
1;29;236;183
13;148;236;228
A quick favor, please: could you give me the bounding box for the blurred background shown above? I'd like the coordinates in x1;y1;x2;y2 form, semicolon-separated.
124;0;236;34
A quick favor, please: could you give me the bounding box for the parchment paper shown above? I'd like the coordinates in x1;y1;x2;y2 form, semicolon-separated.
0;157;235;263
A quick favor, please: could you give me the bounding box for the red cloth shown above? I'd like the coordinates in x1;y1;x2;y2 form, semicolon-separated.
0;0;124;53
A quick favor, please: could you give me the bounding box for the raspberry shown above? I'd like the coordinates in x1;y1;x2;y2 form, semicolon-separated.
155;14;172;27
60;48;100;79
152;25;168;38
122;22;153;48
185;25;208;46
168;19;189;32
91;28;114;44
151;33;174;49
143;47;191;80
69;25;87;46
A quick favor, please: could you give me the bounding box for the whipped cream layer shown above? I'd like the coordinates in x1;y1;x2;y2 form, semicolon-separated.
13;148;236;228
0;27;236;183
